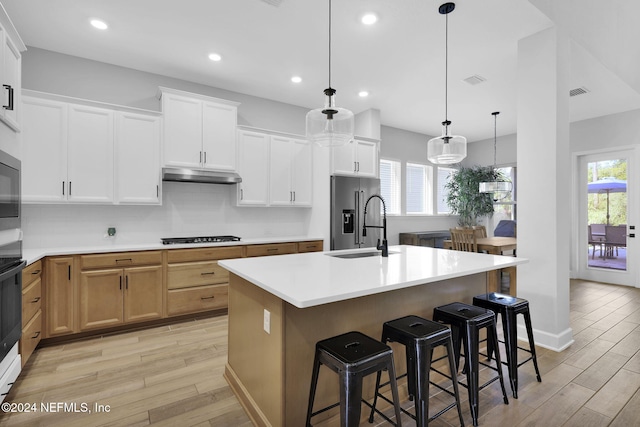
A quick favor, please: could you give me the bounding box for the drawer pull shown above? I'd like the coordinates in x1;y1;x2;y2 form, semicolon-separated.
200;296;215;300
116;258;133;263
200;272;216;276
32;331;41;339
267;248;278;252
32;269;41;275
31;297;41;303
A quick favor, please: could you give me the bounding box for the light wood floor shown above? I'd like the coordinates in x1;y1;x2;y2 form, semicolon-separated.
1;279;639;426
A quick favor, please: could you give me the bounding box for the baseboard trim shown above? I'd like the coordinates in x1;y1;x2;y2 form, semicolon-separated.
517;324;574;352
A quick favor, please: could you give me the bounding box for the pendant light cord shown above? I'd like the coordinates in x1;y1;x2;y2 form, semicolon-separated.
444;10;448;122
328;0;332;89
493;113;497;167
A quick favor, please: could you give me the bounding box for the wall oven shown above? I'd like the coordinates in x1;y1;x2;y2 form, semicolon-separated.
0;149;22;380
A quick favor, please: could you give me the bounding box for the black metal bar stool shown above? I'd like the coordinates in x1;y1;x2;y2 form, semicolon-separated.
305;331;403;427
472;293;542;398
433;302;509;427
369;315;465;427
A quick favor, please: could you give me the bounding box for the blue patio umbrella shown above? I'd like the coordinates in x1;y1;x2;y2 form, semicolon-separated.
587;177;626;225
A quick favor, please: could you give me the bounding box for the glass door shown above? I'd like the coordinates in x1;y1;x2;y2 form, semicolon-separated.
578;149;637;286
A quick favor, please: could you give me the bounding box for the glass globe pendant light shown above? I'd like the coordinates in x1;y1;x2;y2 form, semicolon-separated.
306;0;354;147
479;111;512;200
427;3;467;164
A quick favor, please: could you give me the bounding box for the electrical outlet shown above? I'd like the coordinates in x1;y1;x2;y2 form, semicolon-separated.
263;309;271;334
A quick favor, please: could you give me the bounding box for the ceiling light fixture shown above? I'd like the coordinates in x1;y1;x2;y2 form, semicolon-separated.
427;3;467;165
361;14;378;25
291;76;302;83
305;0;354;147
479;111;512;200
358;91;369;97
208;53;222;62
90;19;108;30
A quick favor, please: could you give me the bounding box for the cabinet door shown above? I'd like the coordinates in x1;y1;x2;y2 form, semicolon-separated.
0;31;20;131
21;97;68;203
237;130;269;206
202;101;237;171
269;136;293;206
115;112;161;204
331;140;357;176
291;138;313;206
79;268;123;331
67;104;114;203
124;265;163;323
163;93;202;168
46;257;75;337
355;139;379;178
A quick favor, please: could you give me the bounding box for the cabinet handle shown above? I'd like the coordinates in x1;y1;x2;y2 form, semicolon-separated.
31;331;40;339
68;265;71;281
116;258;133;263
126;276;129;290
267;248;278;252
354;162;357;172
69;181;72;196
200;151;203;163
200;296;215;300
2;84;13;111
200;272;216;276
157;185;159;198
62;181;65;196
357;162;360;172
31;297;41;303
204;152;207;164
32;270;41;275
240;188;244;200
119;276;122;290
293;191;296;202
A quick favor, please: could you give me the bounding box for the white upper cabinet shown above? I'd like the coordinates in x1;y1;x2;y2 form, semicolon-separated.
160;87;239;171
21;97;68;203
331;137;379;178
115;112;161;204
0;10;25;132
21;92;161;205
67;104;114;203
236;129;269;206
269;136;312;207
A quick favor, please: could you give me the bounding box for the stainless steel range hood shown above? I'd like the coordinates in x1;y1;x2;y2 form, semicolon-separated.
162;167;242;185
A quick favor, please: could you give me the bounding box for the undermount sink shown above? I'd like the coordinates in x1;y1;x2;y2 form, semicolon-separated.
327;250;399;259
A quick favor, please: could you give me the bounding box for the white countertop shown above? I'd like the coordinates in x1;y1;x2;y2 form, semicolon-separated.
22;236;323;265
219;245;528;308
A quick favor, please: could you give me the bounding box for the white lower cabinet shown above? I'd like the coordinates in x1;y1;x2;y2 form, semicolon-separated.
21;92;161;205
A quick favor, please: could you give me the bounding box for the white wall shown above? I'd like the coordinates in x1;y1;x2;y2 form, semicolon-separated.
20;47;316;249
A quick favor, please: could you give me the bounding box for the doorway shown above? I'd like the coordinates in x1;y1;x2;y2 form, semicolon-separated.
577;149;637;286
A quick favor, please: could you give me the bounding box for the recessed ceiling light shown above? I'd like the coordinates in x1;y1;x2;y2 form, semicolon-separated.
291;76;302;83
358;91;369;97
361;14;378;25
208;53;222;62
90;19;108;30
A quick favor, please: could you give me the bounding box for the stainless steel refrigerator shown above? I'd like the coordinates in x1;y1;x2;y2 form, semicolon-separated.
330;175;381;250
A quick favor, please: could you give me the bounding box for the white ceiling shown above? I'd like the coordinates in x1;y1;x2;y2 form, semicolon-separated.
3;0;640;142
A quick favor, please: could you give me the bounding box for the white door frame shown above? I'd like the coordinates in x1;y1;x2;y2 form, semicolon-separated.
573;146;638;287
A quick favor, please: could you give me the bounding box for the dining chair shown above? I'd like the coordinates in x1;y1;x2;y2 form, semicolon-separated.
450;228;478;252
605;225;626;257
588;225;604;259
472;225;487;238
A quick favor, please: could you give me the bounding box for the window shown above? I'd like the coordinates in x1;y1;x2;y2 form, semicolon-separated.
436;166;456;214
493;166;517;222
379;159;401;215
406;163;433;214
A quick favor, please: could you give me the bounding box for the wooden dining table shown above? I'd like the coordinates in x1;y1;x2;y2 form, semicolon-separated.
443;236;518;295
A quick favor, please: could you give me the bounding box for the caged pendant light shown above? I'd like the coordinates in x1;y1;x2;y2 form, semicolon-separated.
479;111;512;200
427;2;467;164
306;0;354;147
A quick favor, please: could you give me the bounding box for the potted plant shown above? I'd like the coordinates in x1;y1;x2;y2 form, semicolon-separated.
444;166;504;227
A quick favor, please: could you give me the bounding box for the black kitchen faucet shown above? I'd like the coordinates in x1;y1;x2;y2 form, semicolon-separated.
362;194;388;257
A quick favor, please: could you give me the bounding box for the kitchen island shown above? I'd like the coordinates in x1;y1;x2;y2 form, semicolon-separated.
219;245;526;426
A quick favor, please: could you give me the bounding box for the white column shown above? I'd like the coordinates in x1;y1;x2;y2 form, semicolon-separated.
516;27;573;351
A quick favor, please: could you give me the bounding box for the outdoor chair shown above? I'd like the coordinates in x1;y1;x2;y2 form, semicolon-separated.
588;225;604;259
605;225;626;258
494;220;516;238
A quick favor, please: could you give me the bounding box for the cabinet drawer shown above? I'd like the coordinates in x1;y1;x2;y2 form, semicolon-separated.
22;260;42;288
20;309;42;368
167;246;243;263
0;353;21;403
245;243;297;257
167;261;229;290
297;240;323;253
79;251;162;269
167;284;228;316
22;277;42;324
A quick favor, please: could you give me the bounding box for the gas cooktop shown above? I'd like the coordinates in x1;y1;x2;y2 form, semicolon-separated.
161;236;241;245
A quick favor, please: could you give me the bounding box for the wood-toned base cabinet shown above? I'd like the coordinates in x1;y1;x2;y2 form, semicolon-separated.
45;256;76;338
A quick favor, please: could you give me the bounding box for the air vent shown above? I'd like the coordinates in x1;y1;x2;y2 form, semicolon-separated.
260;0;284;6
462;75;487;85
570;86;590;97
